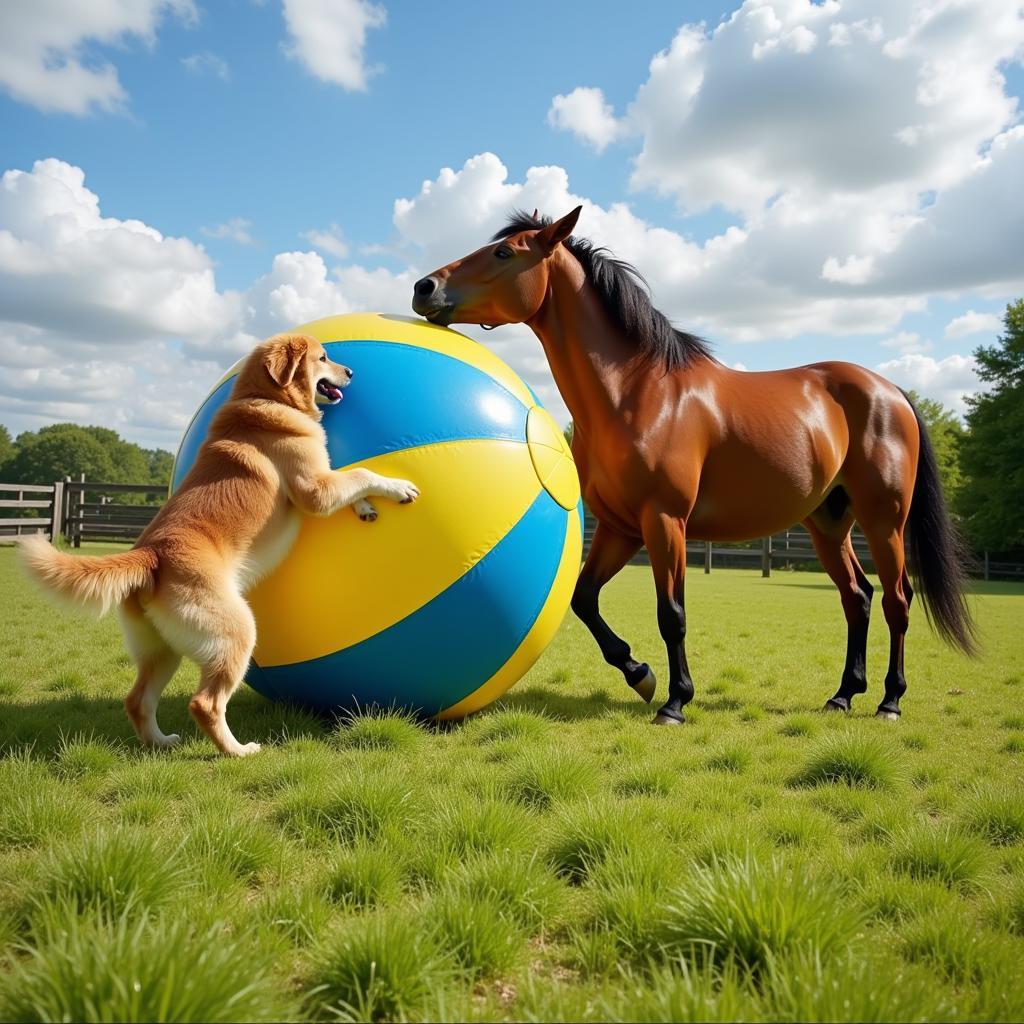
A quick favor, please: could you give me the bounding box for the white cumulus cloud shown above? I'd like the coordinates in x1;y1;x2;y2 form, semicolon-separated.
282;0;386;91
621;0;1024;216
0;0;196;115
201;218;255;245
547;87;624;152
182;51;230;81
944;310;1003;339
875;352;979;416
301;224;349;259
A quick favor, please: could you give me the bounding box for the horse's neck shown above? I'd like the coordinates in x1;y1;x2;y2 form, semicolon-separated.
525;253;637;438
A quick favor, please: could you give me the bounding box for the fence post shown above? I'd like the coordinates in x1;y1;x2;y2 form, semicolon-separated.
73;473;85;548
50;480;64;541
62;476;71;542
761;536;772;578
704;541;712;574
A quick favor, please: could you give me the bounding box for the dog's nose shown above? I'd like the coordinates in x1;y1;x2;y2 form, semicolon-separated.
414;276;438;299
343;366;353;381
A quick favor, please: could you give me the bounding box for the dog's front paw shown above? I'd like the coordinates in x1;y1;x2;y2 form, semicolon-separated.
232;741;262;758
388;478;420;504
355;499;378;522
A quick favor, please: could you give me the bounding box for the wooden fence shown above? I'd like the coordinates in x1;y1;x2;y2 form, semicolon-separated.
0;482;63;541
581;511;1019;581
1;480;1020;581
0;478;163;546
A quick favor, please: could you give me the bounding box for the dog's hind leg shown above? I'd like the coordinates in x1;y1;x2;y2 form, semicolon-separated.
180;591;261;757
119;596;182;748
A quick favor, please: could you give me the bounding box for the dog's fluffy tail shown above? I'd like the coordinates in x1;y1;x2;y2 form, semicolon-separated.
18;534;158;616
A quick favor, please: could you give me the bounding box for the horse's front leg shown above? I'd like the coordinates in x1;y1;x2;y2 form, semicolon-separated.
641;508;694;726
571;521;656;703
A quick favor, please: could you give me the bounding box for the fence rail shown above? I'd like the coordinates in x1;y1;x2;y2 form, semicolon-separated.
581;511;1020;582
63;479;164;547
0;478;163;546
0;480;1020;581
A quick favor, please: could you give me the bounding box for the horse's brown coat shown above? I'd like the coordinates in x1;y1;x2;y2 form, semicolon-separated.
412;207;974;722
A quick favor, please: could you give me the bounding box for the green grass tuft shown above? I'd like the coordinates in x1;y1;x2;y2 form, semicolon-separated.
429;886;524;978
1;910;292;1022
476;707;552;744
255;881;333;948
307;911;451;1022
504;747;601;809
276;769;422;845
791;730;900;790
887;823;989;889
444;851;566;934
52;733;123;781
961;784;1024;846
657;851;864;976
546;799;636;883
32;829;189;921
0;780;88;849
182;805;282;885
325;843;404;908
704;745;752;774
334;707;424;753
425;791;534;860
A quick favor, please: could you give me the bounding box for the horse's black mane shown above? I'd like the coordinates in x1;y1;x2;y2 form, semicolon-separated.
492;210;712;371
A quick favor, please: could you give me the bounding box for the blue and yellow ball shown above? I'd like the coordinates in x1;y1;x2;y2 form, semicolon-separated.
171;313;583;719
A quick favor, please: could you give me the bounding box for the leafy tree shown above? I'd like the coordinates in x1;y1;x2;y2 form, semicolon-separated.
0;425;14;474
956;300;1024;551
147;448;175;488
905;390;964;508
5;425;116;485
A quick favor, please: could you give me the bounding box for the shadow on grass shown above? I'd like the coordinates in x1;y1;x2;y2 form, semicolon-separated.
485;683;653;723
0;688;330;759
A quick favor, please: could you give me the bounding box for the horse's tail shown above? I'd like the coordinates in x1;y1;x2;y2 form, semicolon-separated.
903;393;979;656
18;534;158;616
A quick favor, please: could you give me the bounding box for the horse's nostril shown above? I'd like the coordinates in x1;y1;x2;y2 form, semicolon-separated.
414;277;437;298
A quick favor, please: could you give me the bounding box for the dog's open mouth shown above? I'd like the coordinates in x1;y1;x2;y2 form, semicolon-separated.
316;379;344;404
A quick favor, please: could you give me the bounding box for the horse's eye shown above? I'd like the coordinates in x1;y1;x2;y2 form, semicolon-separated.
495;247;513;260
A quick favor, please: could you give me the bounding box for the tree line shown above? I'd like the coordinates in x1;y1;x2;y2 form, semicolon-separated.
0;424;173;504
1;300;1021;552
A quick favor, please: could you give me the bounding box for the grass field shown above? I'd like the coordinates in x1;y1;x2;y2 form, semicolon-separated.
0;542;1023;1022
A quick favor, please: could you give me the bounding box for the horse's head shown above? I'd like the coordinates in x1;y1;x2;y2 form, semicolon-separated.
411;206;582;328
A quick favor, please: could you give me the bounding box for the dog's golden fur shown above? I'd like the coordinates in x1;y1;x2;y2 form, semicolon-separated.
20;333;419;756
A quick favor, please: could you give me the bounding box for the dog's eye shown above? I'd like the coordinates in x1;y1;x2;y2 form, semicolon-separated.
494;246;513;260
319;354;327;362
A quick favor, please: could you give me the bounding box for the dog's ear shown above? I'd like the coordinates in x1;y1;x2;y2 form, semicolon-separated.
264;336;309;388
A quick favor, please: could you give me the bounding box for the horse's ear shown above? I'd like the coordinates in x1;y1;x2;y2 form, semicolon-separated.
536;206;581;255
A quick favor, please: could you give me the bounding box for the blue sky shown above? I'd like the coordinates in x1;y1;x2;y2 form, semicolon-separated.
1;0;1023;447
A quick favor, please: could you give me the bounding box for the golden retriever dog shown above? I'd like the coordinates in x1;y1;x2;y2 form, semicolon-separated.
20;333;419;757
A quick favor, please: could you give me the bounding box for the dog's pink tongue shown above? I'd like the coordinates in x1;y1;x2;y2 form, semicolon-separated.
328;385;342;401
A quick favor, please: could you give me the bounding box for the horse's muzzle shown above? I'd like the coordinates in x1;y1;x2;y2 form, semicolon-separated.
412;275;452;323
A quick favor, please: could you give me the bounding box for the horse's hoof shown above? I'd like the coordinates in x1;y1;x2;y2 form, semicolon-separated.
876;709;900;721
630;667;657;704
652;711;684;726
823;698;850;713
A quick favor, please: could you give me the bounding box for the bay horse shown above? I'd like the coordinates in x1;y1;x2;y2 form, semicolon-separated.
411;207;977;725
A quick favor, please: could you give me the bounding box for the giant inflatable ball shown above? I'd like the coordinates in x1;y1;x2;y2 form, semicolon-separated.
172;313;583;719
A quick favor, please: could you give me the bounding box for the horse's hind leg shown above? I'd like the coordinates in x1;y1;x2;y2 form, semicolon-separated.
640;508;693;726
860;527;912;719
805;518;873;712
571;521;656;702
